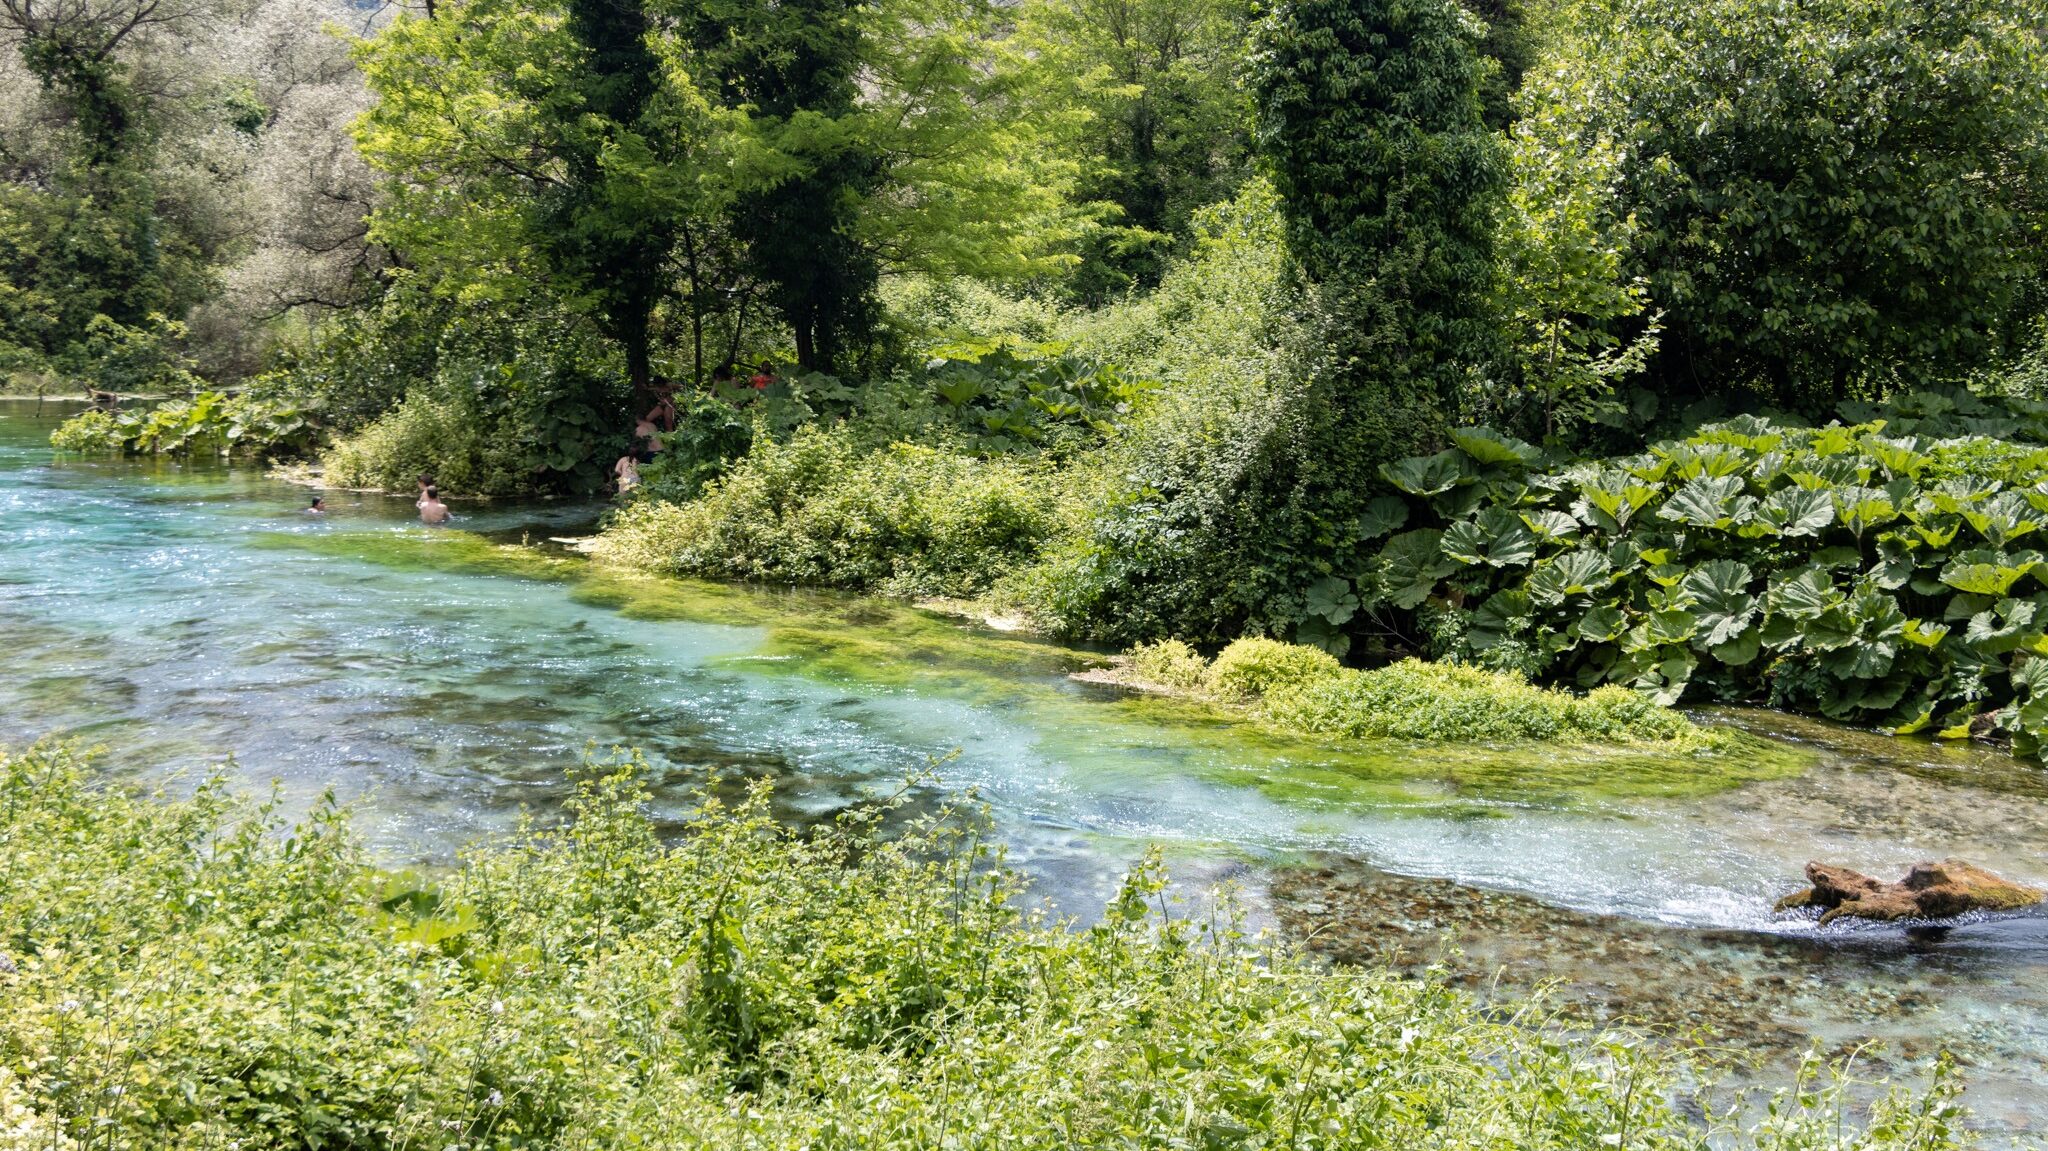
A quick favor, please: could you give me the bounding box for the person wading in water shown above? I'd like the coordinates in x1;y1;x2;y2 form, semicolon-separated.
418;485;451;525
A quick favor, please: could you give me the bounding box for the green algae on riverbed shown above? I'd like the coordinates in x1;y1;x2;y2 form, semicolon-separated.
251;525;1813;807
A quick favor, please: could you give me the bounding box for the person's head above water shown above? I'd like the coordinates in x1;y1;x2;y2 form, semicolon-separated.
423;485;440;500
308;496;325;512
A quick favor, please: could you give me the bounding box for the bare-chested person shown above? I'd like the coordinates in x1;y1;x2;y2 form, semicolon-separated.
418;485;451;525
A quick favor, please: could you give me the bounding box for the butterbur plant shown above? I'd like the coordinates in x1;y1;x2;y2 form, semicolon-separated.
49;392;314;460
1356;389;2048;758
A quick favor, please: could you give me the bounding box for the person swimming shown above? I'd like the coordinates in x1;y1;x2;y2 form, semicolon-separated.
418;485;451;525
307;496;326;514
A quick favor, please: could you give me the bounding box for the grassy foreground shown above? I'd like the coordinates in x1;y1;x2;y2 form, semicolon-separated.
0;744;1963;1150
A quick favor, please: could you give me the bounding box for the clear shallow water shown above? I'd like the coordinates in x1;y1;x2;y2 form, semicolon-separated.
3;400;2046;1138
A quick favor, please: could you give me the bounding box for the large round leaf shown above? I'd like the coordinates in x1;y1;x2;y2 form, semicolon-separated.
1679;559;1758;647
1370;529;1457;610
1442;507;1538;568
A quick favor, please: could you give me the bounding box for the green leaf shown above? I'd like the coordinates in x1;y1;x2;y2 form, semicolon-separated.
1294;617;1351;659
1448;426;1542;468
1357;496;1410;541
1305;576;1360;625
1679;559;1758;647
1754;486;1834;537
1575;472;1661;532
1370;529;1456;610
1573;604;1627;643
1657;475;1755;530
1834;485;1899;536
1960;491;2042;548
1525;549;1613;605
1637;609;1697;647
1965;598;2041;655
1767;567;1836;620
1939;548;2043;596
1380;451;1472;497
1902;619;1949;648
1520;509;1581;543
1441;507;1539;568
1468;589;1534;651
1711;630;1761;666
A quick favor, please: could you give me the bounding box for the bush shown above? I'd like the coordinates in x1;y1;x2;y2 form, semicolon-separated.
1127;639;1210;689
1263;659;1702;745
49;392;314;459
1349;395;2048;757
284;286;631;496
323;389;530;498
0;742;1967;1150
1537;0;2048;413
596;426;1063;598
1203;637;1341;698
1005;180;1326;645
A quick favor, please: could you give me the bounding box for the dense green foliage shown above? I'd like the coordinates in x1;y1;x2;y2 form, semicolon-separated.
596;425;1064;597
0;17;215;392
1249;0;1503;462
1012;0;1254;299
1539;0;2048;414
1202;635;1342;698
49;392;313;459
1264;660;1703;745
0;742;1970;1149
1349;392;2048;757
298;287;632;496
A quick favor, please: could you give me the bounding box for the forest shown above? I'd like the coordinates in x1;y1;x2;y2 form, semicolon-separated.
11;0;2048;752
4;0;2048;1142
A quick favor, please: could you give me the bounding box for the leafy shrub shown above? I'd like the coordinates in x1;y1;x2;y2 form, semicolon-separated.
1351;394;2048;757
910;347;1151;456
283;286;631;495
49;392;314;459
322;389;531;498
1203;637;1341;698
596;426;1062;598
1263;659;1703;745
1006;180;1324;645
1127;639;1209;689
0;742;1967;1150
45;409;124;453
49;314;204;398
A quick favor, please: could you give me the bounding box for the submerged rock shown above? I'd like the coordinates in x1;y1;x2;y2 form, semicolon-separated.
1775;859;2044;925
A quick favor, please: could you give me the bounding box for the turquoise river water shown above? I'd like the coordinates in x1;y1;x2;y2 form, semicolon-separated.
2;399;2045;1138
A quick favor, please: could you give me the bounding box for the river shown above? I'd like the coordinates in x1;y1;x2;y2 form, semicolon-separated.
3;398;2045;1139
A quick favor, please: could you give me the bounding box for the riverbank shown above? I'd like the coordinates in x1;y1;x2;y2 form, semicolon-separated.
0;741;1971;1150
6;399;2048;1141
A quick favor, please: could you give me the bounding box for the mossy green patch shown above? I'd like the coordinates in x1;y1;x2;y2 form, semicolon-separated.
256;526;1811;808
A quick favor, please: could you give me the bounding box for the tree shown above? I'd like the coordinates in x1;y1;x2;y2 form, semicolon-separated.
675;0;1082;374
353;0;712;410
1249;0;1503;465
1490;82;1658;440
1011;0;1252;300
680;0;877;376
0;0;221;374
1547;0;2048;414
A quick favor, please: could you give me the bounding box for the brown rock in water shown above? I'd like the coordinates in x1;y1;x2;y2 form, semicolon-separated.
1776;859;2044;925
